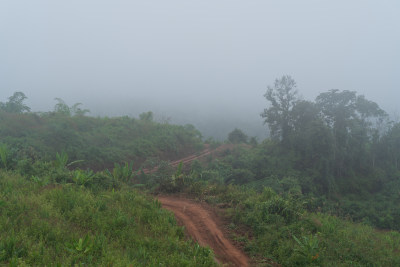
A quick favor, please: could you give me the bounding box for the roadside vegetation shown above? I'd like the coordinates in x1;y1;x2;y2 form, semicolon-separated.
143;159;400;266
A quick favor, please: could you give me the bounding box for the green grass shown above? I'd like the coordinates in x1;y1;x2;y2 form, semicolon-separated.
0;170;216;266
178;181;400;266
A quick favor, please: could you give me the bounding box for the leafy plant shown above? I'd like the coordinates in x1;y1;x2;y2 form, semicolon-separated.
293;234;321;264
107;162;134;182
176;161;183;177
0;92;31;113
31;175;50;187
54;152;83;170
72;169;94;186
66;235;93;254
261;195;303;223
157;162;188;193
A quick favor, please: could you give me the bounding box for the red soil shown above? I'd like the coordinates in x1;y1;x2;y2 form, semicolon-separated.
158;196;250;267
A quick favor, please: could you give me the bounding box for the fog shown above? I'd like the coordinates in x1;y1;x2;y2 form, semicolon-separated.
1;1;399;139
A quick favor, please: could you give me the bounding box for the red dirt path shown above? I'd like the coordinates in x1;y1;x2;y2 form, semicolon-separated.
142;144;243;174
158;196;250;267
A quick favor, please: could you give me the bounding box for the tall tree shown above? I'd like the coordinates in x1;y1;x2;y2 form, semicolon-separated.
316;90;386;137
261;75;298;143
315;89;386;178
139;111;153;122
54;98;90;116
71;103;90;116
291;100;333;165
380;122;400;171
54;98;71;116
228;128;248;144
0;92;31;113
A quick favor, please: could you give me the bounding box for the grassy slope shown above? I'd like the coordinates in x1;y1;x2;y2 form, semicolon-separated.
0;170;216;266
177;183;400;266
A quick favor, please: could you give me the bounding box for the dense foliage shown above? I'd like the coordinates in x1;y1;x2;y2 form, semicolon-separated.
0;97;203;170
206;77;400;230
259;76;398;194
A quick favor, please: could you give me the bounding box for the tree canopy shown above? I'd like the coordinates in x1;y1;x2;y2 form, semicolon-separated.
261;76;392;194
228;128;248;144
261;75;298;143
54;98;90;116
0;92;31;113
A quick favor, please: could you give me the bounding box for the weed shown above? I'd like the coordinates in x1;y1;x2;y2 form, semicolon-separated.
293;234;321;264
107;162;134;182
72;169;94;186
66;235;93;254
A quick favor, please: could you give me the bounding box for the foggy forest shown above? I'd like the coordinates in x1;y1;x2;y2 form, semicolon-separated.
1;1;400;266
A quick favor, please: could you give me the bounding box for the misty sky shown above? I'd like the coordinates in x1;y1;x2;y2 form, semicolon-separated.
1;1;399;137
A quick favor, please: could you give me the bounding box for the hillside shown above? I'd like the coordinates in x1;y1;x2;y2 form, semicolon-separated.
0;170;216;266
0;92;399;266
0;110;203;170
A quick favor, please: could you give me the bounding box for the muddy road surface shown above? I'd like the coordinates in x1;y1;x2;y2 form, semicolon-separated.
158;196;250;267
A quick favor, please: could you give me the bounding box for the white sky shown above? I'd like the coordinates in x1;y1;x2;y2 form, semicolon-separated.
1;1;399;135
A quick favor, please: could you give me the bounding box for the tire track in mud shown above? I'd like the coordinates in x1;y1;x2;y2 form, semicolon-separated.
158;196;250;267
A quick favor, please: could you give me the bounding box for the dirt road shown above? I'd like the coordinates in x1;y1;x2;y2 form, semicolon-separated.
158;196;250;267
142;143;247;174
142;147;212;174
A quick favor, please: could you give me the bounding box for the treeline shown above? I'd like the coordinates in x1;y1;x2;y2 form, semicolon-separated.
261;76;400;193
258;76;399;195
210;76;400;229
0;92;203;170
218;75;399;194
